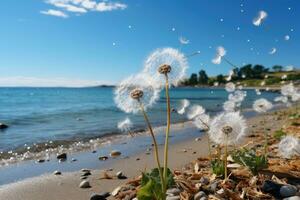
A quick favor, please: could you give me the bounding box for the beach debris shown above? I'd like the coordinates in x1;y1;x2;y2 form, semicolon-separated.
194;191;207;200
166;196;180;200
111;186;122;196
56;153;67;160
0;123;8;129
110;150;122;157
53;170;61;175
116;171;127;179
99;156;109;161
90;193;107;200
166;188;181;196
79;180;91;188
100;171;113;179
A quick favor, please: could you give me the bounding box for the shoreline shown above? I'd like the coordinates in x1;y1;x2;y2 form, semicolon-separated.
0;105;296;200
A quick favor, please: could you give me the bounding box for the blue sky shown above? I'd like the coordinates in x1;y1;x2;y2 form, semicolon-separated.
0;0;299;87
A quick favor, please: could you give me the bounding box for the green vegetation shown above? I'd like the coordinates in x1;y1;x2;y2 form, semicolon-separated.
181;64;300;87
211;159;225;177
273;129;286;140
232;148;268;175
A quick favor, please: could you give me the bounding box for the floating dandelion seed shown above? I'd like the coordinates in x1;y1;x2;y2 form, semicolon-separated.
253;98;273;113
208;112;247;146
290;28;294;32
223;100;236;112
247;39;251;43
193;113;210;130
212;46;226;64
229;90;247;103
220;18;224;22
214;82;219;86
128;25;132;29
284;35;290;41
179;36;189;45
281;74;287;80
269;47;277;55
177;99;190;115
274;96;288;104
242;74;246;78
237;27;240;31
241;9;244;13
261;81;266;86
256;88;261;95
112;42;116;46
225;82;236;92
114;74;159;114
187;105;205;120
281;83;295;97
171;27;175;31
221;34;225;38
278;136;300;159
118;117;134;136
143;47;188;88
285;65;294;71
253;10;268;26
288;7;291;10
264;75;269;79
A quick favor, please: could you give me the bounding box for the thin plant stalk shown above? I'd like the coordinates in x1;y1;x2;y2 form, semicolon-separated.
163;74;171;193
224;134;228;180
138;101;165;194
197;118;212;161
263;117;268;157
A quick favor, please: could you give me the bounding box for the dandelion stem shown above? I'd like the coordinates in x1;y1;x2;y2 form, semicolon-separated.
163;74;171;193
196;118;212;161
138;101;165;194
224;134;228;180
263;117;268;157
222;56;237;68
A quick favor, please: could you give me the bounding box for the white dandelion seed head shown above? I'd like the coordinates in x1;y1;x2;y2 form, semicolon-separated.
261;81;266;86
212;46;226;64
193;113;210;131
117;117;133;132
223;100;236;112
208;112;247;146
284;35;290;41
281;74;287;80
291;92;300;102
187;105;205;120
143;47;188;87
266;87;270;91
274;96;289;104
255;89;261;95
237;85;243;90
269;47;277;55
264;75;269;79
114;74;160;114
253;10;268;26
214;82;219;86
253;98;273;113
225;82;236;92
229;90;247;103
278;135;300;159
179;36;190;45
242;74;246;79
281;83;295;97
177;99;190;115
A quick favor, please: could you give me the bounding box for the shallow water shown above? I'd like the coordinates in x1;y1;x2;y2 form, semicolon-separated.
0;87;280;152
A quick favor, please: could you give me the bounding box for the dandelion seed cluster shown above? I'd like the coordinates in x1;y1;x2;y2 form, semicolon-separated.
225;82;236;93
193;114;210;130
212;46;226;64
278;135;300;159
187;105;205;120
253;10;268;26
177;99;190;115
208;112;247;145
118;117;133;132
253;98;273;113
143;47;188;88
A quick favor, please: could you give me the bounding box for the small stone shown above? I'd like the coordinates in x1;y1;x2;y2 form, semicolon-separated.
116;171;127;179
36;159;45;163
199;197;208;200
199;177;209;185
57;153;67;160
99;156;108;161
194;191;206;200
110;150;121;157
0;123;8;129
261;180;282;197
209;181;218;192
166;188;181;196
90;194;106;200
92;150;97;153
98;192;110;198
79;180;90;188
195;137;201;141
71;158;77;162
111;186;121;196
81;169;91;173
81;176;87;180
82;171;91;176
283;196;300;200
53;170;61;175
280;185;298;197
136;158;140;161
166;196;180;200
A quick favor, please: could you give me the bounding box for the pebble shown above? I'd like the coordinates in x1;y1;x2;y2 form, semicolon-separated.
90;194;106;200
261;180;282;197
110;150;121;157
81;176;88;180
53;170;61;175
111;186;121;196
283;196;300;200
195;137;201;141
98;192;110;198
280;185;298;197
166;196;180;200
82;171;92;176
36;159;45;163
71;158;77;162
116;171;127;179
0;123;8;129
136;158;140;161
81;169;91;173
57;153;67;160
99;156;109;161
92;150;97;153
166;188;181;196
194;191;207;200
79;180;90;188
209;181;218;192
199;177;209;185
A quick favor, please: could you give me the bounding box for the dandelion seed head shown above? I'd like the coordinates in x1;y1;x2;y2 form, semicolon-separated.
193;113;210;130
208;112;247;145
281;83;295;96
253;98;273;113
118;117;133;132
143;47;188;87
223;100;236;112
278;135;300;159
187;105;205;120
253;10;268;26
177;99;190;115
228;90;247;103
212;46;226;65
225;82;236;92
255;89;261;95
269;47;277;55
114;74;160;113
274;96;288;104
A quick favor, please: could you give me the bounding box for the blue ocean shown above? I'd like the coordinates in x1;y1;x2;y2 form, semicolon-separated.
0;87;280;152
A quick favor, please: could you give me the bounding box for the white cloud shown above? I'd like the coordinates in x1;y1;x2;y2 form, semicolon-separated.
0;76;111;87
42;0;127;17
40;9;69;18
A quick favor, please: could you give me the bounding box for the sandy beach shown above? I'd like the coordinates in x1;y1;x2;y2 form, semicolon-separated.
0;105;294;200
